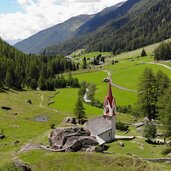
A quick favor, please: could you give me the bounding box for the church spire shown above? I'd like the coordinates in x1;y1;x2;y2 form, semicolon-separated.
103;72;116;116
108;80;113;107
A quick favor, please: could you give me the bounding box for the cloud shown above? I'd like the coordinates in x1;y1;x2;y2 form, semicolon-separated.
0;0;123;41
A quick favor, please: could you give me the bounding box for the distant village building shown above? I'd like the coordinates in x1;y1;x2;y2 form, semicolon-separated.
85;79;116;145
65;55;73;60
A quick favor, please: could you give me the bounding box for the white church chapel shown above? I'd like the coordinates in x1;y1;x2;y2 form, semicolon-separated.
85;79;116;145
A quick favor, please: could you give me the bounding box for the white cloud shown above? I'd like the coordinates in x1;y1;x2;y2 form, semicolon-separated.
0;0;123;41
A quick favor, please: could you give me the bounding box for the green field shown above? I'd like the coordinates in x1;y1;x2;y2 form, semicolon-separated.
1;40;171;170
15;150;170;171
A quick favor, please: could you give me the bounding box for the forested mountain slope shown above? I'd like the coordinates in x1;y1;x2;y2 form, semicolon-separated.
41;0;171;56
0;38;76;90
75;1;126;35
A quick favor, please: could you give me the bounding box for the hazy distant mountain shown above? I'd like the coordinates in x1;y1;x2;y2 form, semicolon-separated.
14;15;92;54
7;39;22;45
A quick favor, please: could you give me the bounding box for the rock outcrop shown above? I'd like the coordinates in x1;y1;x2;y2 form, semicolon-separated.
13;160;31;171
49;127;98;152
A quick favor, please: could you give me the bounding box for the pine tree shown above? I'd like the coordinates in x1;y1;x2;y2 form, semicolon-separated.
143;122;157;140
38;76;46;90
157;86;171;137
30;79;38;90
73;95;86;123
137;68;157;120
5;70;13;88
82;57;87;69
141;48;147;57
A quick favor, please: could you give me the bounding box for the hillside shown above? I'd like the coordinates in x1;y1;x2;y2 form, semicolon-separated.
41;0;171;56
14;15;92;54
0;38;77;91
75;1;126;35
1;40;171;170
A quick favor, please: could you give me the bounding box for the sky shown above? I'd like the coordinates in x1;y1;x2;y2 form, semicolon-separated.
0;0;123;42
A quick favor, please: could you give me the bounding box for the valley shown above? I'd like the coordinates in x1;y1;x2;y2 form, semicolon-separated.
1;40;171;170
1;0;171;170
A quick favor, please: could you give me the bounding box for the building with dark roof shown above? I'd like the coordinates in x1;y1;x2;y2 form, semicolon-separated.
85;80;116;145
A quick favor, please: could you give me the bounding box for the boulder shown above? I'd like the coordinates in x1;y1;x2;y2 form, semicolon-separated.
63;117;76;125
49;127;98;152
133;122;144;128
0;134;5;139
13;160;31;171
1;106;11;111
118;141;125;147
26;99;32;104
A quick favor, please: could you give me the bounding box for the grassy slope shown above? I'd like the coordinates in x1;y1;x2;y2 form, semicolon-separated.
1;39;171;170
16;150;170;171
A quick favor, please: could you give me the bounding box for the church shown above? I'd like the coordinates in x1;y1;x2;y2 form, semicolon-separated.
85;79;116;145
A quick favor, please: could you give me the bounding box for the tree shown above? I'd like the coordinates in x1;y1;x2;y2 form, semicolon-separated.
141;48;147;57
73;95;86;123
38;76;46;90
137;68;157;120
30;79;38;90
5;70;13;88
143;122;157;140
154;42;171;60
82;57;87;69
157;86;171;137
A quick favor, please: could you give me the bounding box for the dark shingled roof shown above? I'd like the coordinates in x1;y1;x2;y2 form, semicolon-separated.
85;116;112;136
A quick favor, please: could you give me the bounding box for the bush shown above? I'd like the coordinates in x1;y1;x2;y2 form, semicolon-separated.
50;123;55;129
92;99;103;108
143;122;156;140
161;147;171;155
141;49;147;57
117;105;132;114
116;122;129;132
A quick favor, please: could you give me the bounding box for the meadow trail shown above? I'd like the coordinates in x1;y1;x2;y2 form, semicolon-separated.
103;70;138;92
39;95;45;109
145;62;171;70
111;82;138;92
39;94;61;113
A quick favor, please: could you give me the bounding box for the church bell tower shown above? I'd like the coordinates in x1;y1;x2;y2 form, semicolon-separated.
103;74;116;139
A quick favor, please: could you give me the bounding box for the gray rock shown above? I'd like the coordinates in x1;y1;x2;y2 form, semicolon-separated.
0;134;5;139
63;117;76;125
133;122;144;128
49;127;97;152
13;159;31;171
118;141;124;147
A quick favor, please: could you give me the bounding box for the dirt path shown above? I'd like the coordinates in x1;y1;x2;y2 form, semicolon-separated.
39;94;61;113
103;70;138;92
39;95;45;109
111;82;138;92
144;62;171;70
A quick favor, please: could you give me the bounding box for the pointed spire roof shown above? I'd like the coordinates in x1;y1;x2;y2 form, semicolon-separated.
108;80;113;102
104;79;114;108
107;80;114;107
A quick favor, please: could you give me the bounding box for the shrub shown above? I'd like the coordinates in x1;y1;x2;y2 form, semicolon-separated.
161;147;171;155
143;122;156;140
116;122;129;132
50;123;55;129
117;105;132;114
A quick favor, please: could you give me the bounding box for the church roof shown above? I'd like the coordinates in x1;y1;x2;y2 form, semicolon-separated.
104;81;115;107
85;116;112;136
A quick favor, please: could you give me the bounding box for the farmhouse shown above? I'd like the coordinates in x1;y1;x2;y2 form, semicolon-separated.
85;80;116;145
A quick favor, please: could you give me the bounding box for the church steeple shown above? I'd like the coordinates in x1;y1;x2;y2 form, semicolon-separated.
103;76;116;116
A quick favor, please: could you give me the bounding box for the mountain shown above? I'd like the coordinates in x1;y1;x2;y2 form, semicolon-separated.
41;0;171;56
75;1;126;35
7;39;22;45
14;15;92;54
